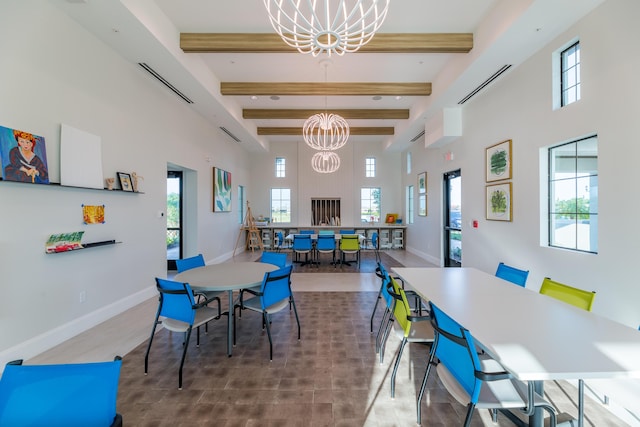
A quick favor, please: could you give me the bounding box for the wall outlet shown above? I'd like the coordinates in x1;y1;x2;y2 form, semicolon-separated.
79;291;86;303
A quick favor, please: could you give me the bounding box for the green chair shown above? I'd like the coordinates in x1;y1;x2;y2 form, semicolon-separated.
539;277;595;311
539;277;596;426
339;234;360;268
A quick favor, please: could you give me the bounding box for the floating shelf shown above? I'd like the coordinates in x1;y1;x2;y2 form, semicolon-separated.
46;240;121;254
0;179;143;193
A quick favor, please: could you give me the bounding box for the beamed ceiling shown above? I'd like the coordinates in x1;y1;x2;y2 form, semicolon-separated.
49;0;606;152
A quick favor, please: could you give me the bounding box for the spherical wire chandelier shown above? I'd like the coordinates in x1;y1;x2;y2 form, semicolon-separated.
311;151;341;174
263;0;391;57
303;112;349;151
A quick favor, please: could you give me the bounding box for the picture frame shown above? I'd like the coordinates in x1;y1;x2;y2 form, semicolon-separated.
418;194;427;216
486;139;512;182
213;167;232;212
418;172;427;193
486;182;512;221
385;213;399;224
117;172;133;192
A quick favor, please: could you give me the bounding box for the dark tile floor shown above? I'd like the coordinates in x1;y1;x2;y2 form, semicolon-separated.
117;288;629;426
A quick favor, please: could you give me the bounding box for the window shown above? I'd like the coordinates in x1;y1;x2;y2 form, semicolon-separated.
406;185;414;224
365;157;376;177
361;187;380;223
548;135;597;253
270;188;291;223
238;185;245;224
275;157;286;177
407;151;412;174
561;41;580;106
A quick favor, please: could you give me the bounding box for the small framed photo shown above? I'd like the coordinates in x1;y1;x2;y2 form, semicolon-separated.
418;194;427;216
117;172;133;192
486;139;512;182
486;182;512;221
418;172;427;193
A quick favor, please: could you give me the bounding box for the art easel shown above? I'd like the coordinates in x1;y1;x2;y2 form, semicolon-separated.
233;201;263;257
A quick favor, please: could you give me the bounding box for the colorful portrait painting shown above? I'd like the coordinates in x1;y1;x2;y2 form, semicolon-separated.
0;125;49;184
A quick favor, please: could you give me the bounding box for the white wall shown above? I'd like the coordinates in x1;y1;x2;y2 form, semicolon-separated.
0;1;250;364
404;0;640;327
250;140;402;227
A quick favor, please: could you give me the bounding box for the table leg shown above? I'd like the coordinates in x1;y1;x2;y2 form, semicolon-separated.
530;380;544;427
227;290;234;357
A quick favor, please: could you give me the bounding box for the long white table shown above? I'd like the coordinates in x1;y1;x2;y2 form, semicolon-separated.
175;262;278;356
391;267;640;427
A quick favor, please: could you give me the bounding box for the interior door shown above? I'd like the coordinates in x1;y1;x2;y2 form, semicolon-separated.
443;169;462;267
167;171;182;270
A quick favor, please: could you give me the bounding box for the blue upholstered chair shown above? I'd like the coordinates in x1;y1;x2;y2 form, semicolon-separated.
417;301;557;426
292;234;313;266
495;262;529;287
260;251;288;268
315;234;336;266
236;265;300;360
145;278;221;389
175;254;222;314
0;357;123;427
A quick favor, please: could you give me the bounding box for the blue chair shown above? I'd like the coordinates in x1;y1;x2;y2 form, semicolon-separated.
0;357;123;427
274;231;289;252
339;229;355;234
145;278;221;389
292;234;313;266
495;262;529;287
299;229;315;234
175;254;222;316
417;301;557;426
236;265;300;360
315;234;336;266
260;251;288;267
318;229;335;235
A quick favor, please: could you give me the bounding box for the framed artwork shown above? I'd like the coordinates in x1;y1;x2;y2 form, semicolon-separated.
486;139;512;182
486;182;512;221
0;125;50;184
117;172;133;192
213;167;232;212
418;194;427;216
385;213;398;224
418;172;427;193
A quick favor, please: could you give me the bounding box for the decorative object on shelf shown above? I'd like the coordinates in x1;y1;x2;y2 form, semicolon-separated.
117;172;133;192
263;0;391;57
213;167;232;212
82;204;105;224
418;172;426;193
311;151;341;174
486;182;512;221
486;139;512;182
0;125;49;184
45;231;84;253
385;213;398;224
418;194;427;216
131;172;144;192
105;178;115;190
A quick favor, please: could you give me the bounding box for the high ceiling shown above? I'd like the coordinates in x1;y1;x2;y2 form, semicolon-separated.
49;0;604;152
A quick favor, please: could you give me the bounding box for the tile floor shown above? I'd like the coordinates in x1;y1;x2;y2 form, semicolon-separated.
28;249;629;426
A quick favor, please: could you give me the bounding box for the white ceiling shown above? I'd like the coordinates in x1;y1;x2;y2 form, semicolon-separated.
49;0;604;152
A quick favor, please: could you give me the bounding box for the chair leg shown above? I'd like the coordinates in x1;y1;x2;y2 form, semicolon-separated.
417;351;437;425
264;312;273;361
375;309;390;354
391;339;407;398
379;316;394;364
369;287;383;333
463;403;476;427
290;295;301;340
178;327;193;390
144;321;160;375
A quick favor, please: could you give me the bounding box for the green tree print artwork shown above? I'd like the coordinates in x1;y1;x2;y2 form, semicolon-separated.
490;149;508;176
491;189;507;214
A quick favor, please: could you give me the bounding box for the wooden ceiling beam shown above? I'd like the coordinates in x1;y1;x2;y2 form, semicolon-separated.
181;33;473;53
222;82;431;96
257;127;394;136
244;109;409;120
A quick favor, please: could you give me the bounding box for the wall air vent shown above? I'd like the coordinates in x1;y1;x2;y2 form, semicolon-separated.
138;63;194;104
219;127;241;143
458;64;512;104
410;130;425;143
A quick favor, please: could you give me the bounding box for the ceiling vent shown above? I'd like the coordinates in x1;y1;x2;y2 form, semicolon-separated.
458;64;512;104
138;63;194;104
410;130;425;143
219;127;241;143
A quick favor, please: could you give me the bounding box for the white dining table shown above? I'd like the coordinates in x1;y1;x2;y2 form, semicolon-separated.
175;262;278;356
391;267;640;427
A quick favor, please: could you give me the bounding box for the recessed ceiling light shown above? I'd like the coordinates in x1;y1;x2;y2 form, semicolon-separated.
372;95;382;101
270;95;280;101
250;95;258;100
395;96;402;100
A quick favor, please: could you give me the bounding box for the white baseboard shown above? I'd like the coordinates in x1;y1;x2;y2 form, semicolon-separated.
406;246;441;266
0;285;157;372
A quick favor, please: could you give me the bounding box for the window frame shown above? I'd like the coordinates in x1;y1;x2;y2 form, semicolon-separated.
560;41;581;107
406;185;414;224
365;157;376;178
275;157;286;178
360;187;381;224
270;188;291;224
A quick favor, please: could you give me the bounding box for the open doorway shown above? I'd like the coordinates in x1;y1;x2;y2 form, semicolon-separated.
443;169;461;267
167;170;183;270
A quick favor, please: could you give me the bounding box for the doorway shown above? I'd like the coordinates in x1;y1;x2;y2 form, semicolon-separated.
443;169;461;267
167;171;183;270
